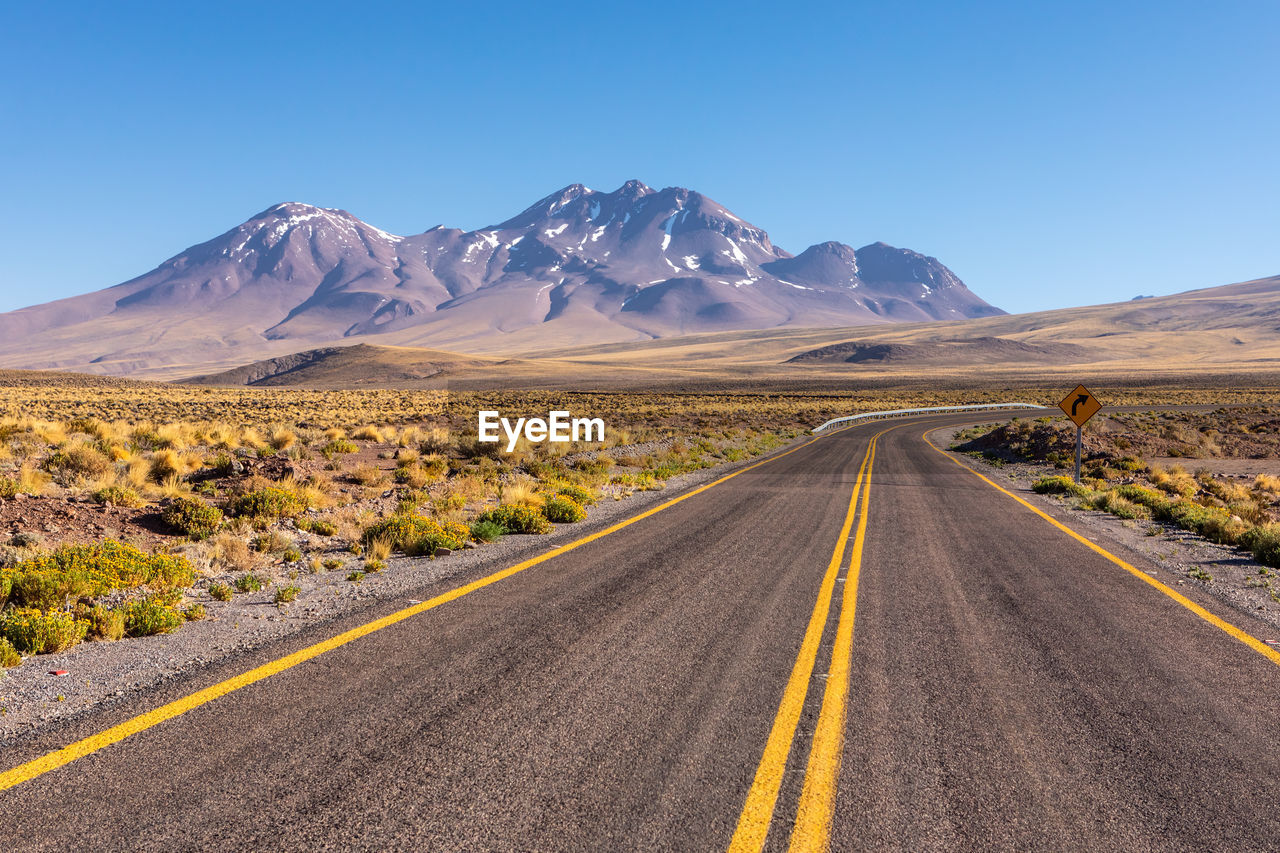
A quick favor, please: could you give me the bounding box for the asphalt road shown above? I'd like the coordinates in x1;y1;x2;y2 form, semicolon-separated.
4;413;1280;851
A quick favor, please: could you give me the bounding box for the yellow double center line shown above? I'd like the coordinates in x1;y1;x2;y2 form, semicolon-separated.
729;429;883;853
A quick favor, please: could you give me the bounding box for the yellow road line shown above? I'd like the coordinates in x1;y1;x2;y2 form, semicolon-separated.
0;430;840;793
787;435;878;853
923;430;1280;668
727;438;875;853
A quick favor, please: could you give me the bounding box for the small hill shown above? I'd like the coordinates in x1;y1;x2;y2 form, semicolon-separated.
184;344;504;389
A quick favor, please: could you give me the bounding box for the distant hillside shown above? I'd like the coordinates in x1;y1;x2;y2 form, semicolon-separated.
0;181;1000;376
181;275;1280;390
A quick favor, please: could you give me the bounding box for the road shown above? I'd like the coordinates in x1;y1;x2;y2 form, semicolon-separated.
4;413;1280;851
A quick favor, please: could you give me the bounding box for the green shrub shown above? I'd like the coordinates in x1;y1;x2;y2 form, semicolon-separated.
476;504;553;535
321;439;359;457
363;515;468;556
553;484;597;506
0;541;194;611
226;487;307;522
121;597;184;636
297;517;337;536
0;637;20;667
0;608;88;654
0;478;18;499
234;573;265;593
183;603;207;621
1032;476;1092;499
322;558;343;571
273;584;300;604
541;495;587;523
1243;525;1280;569
92;485;145;508
207;582;233;601
347;570;365;582
162;497;224;538
282;547;302;563
82;604;125;641
363;559;385;573
470;519;504;543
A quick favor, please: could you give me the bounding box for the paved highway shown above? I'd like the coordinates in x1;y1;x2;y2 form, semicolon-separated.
3;413;1280;851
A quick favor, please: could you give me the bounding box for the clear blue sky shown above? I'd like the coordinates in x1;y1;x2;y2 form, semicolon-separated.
1;1;1276;315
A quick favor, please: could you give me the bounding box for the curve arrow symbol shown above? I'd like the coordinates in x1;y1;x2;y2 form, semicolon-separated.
1071;394;1089;416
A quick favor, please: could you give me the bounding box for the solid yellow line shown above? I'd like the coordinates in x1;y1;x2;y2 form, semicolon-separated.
923;430;1280;668
787;435;878;852
727;438;874;853
0;431;836;793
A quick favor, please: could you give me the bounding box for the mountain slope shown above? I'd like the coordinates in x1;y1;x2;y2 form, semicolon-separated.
0;181;1002;375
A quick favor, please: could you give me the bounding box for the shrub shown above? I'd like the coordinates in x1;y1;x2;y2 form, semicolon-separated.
234;573;266;593
121;597;184;636
227;487;307;522
208;582;233;602
0;608;88;654
183;603;207;621
273;584;300;604
322;558;343;571
0;637;20;667
321;439;359;457
553;483;597;506
363;559;385;573
542;495;587;523
43;444;111;485
297;518;337;537
352;426;384;442
347;570;365;582
470;519;504;543
82;604;125;641
162;497;224;538
1;541;194;611
1032;476;1093;499
92;485;145;508
476;504;553;535
363;515;468;556
0;478;18;499
1242;525;1280;569
282;547;302;563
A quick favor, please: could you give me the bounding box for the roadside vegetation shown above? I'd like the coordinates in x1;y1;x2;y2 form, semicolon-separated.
0;377;823;667
953;408;1280;580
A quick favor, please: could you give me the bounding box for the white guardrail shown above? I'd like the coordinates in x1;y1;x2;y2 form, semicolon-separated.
812;403;1051;433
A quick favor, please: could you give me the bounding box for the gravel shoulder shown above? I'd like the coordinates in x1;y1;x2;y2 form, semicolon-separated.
931;423;1280;636
0;434;807;745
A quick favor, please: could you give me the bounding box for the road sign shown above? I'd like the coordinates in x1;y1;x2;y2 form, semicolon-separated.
1058;384;1102;428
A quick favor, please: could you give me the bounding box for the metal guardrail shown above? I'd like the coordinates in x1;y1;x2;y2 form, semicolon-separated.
812;403;1050;433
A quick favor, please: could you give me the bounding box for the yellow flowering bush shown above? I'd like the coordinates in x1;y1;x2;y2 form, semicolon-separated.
226;487;307;522
475;504;553;535
0;540;195;611
541;494;587;524
0;608;89;654
363;515;469;556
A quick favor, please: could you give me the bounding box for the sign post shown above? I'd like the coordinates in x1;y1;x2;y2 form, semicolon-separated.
1057;384;1102;484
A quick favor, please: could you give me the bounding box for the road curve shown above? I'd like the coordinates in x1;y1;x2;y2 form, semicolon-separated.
3;414;1280;851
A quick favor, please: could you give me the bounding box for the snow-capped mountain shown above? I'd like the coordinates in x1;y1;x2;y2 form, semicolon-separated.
0;181;1003;374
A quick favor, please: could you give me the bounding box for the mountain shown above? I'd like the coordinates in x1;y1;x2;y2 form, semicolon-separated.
0;181;1002;376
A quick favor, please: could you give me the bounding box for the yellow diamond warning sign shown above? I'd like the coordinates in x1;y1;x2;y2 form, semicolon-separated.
1058;384;1102;428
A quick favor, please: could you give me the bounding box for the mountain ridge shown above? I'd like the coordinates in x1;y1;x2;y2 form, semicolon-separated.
0;181;1003;375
